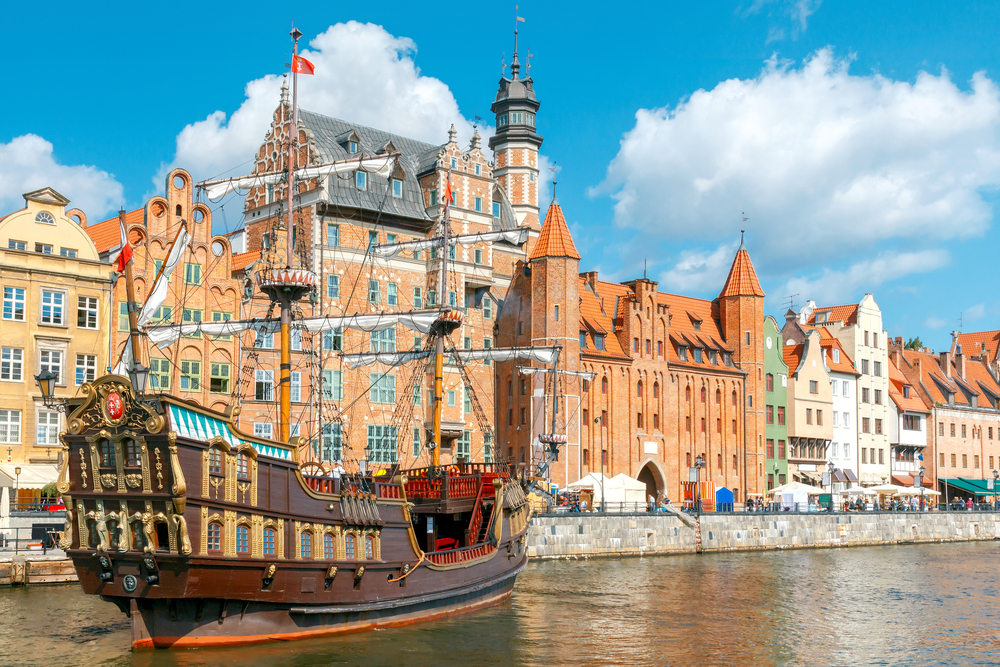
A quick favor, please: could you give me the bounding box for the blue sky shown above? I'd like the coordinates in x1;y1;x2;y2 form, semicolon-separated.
3;1;1000;352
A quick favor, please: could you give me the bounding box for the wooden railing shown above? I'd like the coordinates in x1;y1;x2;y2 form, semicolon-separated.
425;542;495;566
465;483;487;547
375;482;402;500
303;475;340;495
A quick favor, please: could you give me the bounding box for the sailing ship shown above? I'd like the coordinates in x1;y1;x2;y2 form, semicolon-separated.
55;28;561;648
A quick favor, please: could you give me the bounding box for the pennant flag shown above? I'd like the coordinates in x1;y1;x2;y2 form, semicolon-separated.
444;176;455;205
113;217;133;273
292;55;315;75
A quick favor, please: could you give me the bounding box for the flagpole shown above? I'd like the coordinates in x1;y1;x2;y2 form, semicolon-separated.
432;180;450;469
120;209;143;371
279;27;303;444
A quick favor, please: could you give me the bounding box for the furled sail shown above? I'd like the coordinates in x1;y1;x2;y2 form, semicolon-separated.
370;227;531;259
343;346;561;369
197;155;398;201
517;367;597;381
146;310;444;348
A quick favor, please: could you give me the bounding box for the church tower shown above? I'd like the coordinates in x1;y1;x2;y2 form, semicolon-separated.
489;26;543;232
717;237;766;499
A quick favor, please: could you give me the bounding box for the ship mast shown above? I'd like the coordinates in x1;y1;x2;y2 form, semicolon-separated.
279;27;303;443
431;181;451;469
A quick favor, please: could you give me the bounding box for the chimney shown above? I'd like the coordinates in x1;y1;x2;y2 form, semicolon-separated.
940;350;952;378
894;336;903;346
956;346;967;380
581;271;599;294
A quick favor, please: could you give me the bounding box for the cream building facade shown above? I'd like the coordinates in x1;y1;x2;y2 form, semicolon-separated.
0;188;112;468
806;294;891;485
783;329;834;484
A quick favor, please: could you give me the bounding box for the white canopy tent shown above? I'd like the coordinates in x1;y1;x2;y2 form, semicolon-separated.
567;473;647;509
0;464;59;489
766;481;824;510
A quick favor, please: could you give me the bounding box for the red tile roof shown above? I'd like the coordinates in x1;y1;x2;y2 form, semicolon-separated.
232;250;260;272
530;201;580;260
718;245;764;298
895;348;1000;409
782;342;805;373
87;208;144;254
579;279;631;361
808;304;859;327
804;326;860;376
955;330;1000;364
888;357;929;413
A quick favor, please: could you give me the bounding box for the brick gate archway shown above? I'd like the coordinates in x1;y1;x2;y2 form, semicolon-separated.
636;459;666;503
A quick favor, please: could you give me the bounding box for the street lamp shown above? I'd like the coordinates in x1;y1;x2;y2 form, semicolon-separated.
993;469;999;512
694;454;705;516
918;466;926;512
127;361;149;398
827;460;838;512
14;466;20;512
34;370;67;412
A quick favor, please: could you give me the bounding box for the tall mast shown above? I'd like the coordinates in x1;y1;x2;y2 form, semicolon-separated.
431;176;451;469
121;209;143;371
279;27;303;443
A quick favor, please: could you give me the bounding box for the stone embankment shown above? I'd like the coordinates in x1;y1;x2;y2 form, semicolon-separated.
527;511;1000;559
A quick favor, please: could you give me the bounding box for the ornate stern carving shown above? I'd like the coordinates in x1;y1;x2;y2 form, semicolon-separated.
67;376;164;436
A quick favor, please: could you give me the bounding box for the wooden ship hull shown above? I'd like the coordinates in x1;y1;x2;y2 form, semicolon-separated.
58;376;532;648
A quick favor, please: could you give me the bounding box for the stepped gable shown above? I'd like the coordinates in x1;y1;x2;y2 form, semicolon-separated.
87;207;144;254
718;242;764;298
529;201;580;260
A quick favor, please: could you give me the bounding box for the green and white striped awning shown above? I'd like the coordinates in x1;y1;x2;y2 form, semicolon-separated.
168;403;292;461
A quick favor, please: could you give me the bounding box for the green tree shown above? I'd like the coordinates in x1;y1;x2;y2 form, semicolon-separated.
905;336;924;350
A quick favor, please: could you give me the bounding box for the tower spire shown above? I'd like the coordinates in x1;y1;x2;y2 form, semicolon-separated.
740;212;748;250
512;6;525;78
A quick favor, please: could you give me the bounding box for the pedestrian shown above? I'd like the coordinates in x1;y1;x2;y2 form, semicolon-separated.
648;495;655;513
967;497;974;510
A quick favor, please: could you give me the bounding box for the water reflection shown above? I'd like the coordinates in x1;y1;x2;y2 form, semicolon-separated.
2;542;999;666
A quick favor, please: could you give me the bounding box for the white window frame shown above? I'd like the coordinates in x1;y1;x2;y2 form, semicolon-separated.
255;369;274;402
290;371;301;403
322;369;343;401
77;296;99;329
39;289;66;326
0;409;21;443
356;171;367;190
36;408;60;446
367;425;398;463
392;178;403;198
369;279;380;305
327;274;340;299
1;347;23;381
387;282;398;306
3;286;25;321
369;373;396;404
75;353;97;385
253;422;274;439
39;349;63;385
413;287;422;309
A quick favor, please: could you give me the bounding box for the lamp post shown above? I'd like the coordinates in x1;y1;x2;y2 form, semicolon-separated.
14;465;20;512
827;460;837;512
917;465;926;512
34;369;67;412
594;417;605;513
694;454;705;516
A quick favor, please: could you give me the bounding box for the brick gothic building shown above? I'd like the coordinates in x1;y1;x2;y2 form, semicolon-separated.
495;221;767;503
236;43;541;467
87;169;244;415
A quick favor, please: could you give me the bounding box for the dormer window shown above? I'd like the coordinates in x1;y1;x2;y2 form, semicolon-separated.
693;348;703;363
708;350;718;365
580;331;587;348
903;386;911;398
392;178;403;198
816;312;829;323
677;346;688;361
594;334;605;351
34;212;55;225
349;141;358;154
450;158;457;169
356;171;367;190
833;349;840;363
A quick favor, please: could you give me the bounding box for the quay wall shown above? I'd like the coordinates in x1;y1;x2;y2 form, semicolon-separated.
526;512;1000;559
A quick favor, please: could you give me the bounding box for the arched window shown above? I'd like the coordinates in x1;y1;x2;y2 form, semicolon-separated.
237;453;249;480
732;390;738;406
653;382;660;399
300;531;313;558
207;522;222;552
700;387;707;402
263;528;276;556
324;533;335;559
637;381;643;397
365;536;375;560
345;534;356;560
236;525;249;554
685;386;691;401
209;448;223;475
601;377;608;394
766;373;774;392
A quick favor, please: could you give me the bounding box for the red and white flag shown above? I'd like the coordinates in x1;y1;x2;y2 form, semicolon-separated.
292;55;315;75
443;176;455;207
113;217;133;273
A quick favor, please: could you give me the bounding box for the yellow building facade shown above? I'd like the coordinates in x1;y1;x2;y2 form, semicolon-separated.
0;188;112;468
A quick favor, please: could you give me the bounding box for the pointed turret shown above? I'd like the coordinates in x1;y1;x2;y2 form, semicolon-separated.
529;199;580;261
718;243;765;298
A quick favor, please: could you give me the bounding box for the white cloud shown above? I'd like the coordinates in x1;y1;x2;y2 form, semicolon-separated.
776;249;950;307
745;0;822;41
964;303;986;322
660;241;740;293
594;49;1000;270
0;135;123;219
166;21;485;183
925;316;948;330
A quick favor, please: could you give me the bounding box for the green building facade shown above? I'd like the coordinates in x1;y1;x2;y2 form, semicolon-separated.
763;316;789;490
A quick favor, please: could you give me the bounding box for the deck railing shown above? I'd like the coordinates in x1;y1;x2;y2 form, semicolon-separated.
425;541;495;565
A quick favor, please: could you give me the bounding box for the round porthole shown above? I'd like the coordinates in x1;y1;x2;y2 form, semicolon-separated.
212;241;225;257
123;574;138;592
766;337;772;349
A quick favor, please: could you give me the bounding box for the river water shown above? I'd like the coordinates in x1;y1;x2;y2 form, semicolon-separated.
3;542;1000;666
